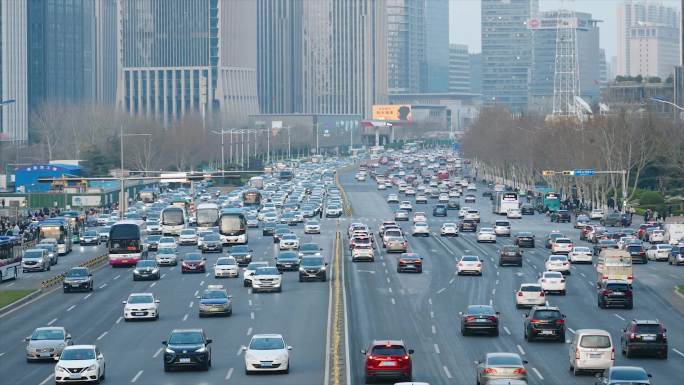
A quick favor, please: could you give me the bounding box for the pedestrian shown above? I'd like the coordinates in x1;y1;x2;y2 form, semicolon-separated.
319;208;323;219
653;210;659;222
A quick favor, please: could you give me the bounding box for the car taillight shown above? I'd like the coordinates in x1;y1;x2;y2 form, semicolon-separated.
602;275;608;280
603;289;612;296
611;347;615;361
560;279;565;283
465;316;476;322
513;368;527;375
517;291;523;297
483;368;497;374
575;348;580;360
368;355;374;360
540;291;545;297
403;355;409;360
630;333;636;340
556;319;565;325
476;263;482;267
530;319;542;324
458;262;464;267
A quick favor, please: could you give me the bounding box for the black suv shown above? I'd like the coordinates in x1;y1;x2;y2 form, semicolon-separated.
597;280;633;309
626;243;647;264
550;210;571;223
262;222;276;236
63;267;93;293
520;203;535;215
163;329;212;371
459;219;478;232
276;251;300;272
499;245;523;266
524;306;566;342
299;256;327;282
432;204;447;217
620;320;668;359
514;232;535;248
602;212;623;227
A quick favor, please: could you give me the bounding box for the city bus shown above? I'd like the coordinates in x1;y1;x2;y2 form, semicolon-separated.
219;208;248;245
161;206;187;236
195;202;220;231
493;192;520;215
543;192;561;212
39;219;73;255
108;221;145;267
0;238;20;281
242;189;262;209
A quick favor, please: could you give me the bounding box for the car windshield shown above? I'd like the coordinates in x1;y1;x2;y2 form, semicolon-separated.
168;332;204;345
202;290;227;299
544;272;563;278
606;283;630;291
158;247;175;254
137;260;156;267
216;258;235;266
487;355;522;366
147;235;162;242
521;285;541;292
84;231;97;236
574;247;591;252
24;250;44;259
185;254;202;261
160;238;175;244
467;306;495;315
301;257;324;267
532;310;561;320
128;295;153;304
231;245;249;253
67;269;88;277
635;324;661;334
181;230;195;236
60;348;95;360
31;329;64;340
255;267;279;275
371;345;406;356
555;239;571;244
462;256;479;262
250;337;285;350
247;262;267;270
279;252;298;259
580;335;611;348
610;368;649;381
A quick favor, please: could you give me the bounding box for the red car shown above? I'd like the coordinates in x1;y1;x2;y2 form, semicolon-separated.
181;253;206;273
362;340;413;382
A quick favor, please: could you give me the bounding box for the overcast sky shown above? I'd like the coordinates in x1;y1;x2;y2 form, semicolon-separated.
449;0;682;59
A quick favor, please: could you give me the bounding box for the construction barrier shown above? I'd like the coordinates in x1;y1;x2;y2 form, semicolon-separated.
40;253;108;289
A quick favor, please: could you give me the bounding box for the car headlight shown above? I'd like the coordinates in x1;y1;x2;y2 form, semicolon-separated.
133;269;140;274
320;266;326;271
165;348;174;354
56;365;69;373
87;364;97;371
299;267;305;272
152;268;159;273
195;346;207;353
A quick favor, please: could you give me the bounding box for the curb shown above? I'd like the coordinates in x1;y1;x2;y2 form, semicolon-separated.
0;288;42;315
675;286;684;300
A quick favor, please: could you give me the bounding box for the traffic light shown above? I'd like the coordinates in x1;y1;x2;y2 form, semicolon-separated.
542;170;555;177
561;170;574;176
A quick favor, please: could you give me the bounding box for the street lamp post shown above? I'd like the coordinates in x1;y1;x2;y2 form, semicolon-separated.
211;129;232;179
649;97;684;120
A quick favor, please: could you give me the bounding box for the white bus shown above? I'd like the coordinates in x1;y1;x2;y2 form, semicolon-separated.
493;192;520;215
39;219;73;255
161;206;187;236
195;203;220;231
219;208;248;245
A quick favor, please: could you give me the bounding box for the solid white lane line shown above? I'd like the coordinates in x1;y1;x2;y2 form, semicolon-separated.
391;298;396;305
436;288;446;294
38;374;54;385
443;366;453;379
6;282;14;287
153;347;163;358
200;280;205;286
672;348;684;358
503;326;511;335
47;318;58;326
431;325;436;334
113;275;121;280
614;313;626;321
67;305;76;312
189;301;194;308
182;314;188;322
131;370;143;383
83;293;92;300
99;283;107;289
532;367;544;380
150;282;156;287
96;331;108;340
225;367;234;380
434;344;441;354
246;327;253;336
116;317;122;324
250;312;255;320
516;344;525;355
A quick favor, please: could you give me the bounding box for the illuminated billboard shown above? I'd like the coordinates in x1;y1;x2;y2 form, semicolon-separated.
372;105;412;121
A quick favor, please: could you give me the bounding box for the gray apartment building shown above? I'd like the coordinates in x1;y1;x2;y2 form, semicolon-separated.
1;0;28;142
449;44;471;94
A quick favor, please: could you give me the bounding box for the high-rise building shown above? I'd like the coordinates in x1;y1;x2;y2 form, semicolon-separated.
1;0;28;142
386;0;423;93
528;11;602;113
422;0;449;92
481;0;538;113
119;0;259;127
628;23;679;78
94;0;117;105
27;0;96;109
617;1;679;76
469;53;483;95
257;0;387;118
600;49;609;83
448;44;471;93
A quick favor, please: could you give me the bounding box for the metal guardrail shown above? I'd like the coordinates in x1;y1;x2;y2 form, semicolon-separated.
335;169;353;217
39;253;108;289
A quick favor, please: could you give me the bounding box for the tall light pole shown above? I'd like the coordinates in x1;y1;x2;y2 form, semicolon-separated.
119;125;151;219
211;129;231;179
649;97;684;120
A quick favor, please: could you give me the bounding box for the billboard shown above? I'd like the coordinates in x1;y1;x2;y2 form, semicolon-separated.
372;105;412;121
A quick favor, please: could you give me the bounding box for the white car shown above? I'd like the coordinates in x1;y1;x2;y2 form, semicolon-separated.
551;238;573;254
377;183;386;190
304;220;321;234
538;271;566;295
415;194;428;204
158;236;177;250
214;256;239;278
405;188;416;196
646;243;672;261
466;184;477;191
506;208;522;219
279;234;300;250
545;255;571;274
493;220;511;237
412;222;430;237
438;194;449;203
178;229;198;245
251;266;283;293
465;209;480;222
568;246;593;264
243;261;269;287
649;229;666;243
123;292;159;321
440;223;459;237
449;190;460;198
399;201;413;211
476;228;496;243
515;283;546;308
54;345;105;384
243;334;292;374
412;212;427;222
457;255;483;275
458;207;470;218
590;209;604;220
387;194;399;203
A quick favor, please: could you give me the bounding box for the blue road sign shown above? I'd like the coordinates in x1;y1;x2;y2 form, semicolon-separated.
452;142;460;152
574;169;595;177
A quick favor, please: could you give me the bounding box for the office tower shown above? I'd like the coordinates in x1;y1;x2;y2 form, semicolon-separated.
27;0;96;109
422;0;449;92
387;0;424;93
469;53;483;95
617;0;679;76
628;23;679;78
119;0;258;127
0;0;28;142
529;11;601;113
94;0;117;105
600;49;609;83
449;44;471;93
257;0;387;118
481;0;539;113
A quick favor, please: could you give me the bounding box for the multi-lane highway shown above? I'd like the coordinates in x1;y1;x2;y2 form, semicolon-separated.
340;169;684;385
1;220;334;385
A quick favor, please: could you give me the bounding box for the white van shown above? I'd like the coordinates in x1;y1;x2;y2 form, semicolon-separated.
568;329;614;376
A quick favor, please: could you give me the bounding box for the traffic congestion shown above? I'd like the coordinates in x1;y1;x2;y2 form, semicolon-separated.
1;147;683;385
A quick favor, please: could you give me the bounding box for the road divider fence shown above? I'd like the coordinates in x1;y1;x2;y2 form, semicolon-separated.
40;253;108;289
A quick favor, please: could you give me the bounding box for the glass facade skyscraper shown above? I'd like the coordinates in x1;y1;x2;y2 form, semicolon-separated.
422;0;449;92
1;0;28;142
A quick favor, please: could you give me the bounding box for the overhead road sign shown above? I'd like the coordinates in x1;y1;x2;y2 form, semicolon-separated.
573;169;594;177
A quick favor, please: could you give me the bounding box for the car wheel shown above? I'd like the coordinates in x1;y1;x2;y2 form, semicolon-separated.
461;328;468;336
321;276;327;282
283;363;290;374
626;302;633;310
492;329;499;337
560;290;566;296
100;365;105;380
90;285;94;292
660;350;668;359
164;365;171;372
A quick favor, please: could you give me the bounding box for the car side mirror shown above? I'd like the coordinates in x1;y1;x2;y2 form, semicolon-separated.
408;349;414;354
287;345;293;350
122;301;127;304
206;339;212;344
458;311;463;315
647;374;652;378
360;349;366;355
89;274;92;277
241;346;247;351
162;341;167;346
24;337;30;342
522;360;529;364
325;262;329;266
495;311;500;315
54;356;60;361
97;353;104;360
180;259;184;262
